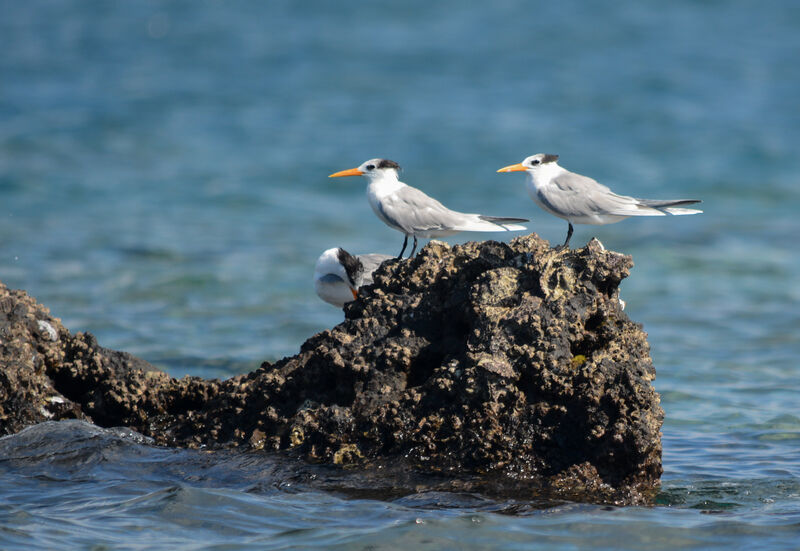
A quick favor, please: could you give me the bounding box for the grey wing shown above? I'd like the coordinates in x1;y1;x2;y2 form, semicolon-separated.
545;172;643;217
356;253;393;286
380;186;465;234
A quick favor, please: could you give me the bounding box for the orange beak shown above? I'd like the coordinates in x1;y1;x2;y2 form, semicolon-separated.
497;163;528;173
329;167;364;178
350;288;358;300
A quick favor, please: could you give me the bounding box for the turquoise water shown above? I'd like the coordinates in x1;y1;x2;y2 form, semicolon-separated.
2;0;799;548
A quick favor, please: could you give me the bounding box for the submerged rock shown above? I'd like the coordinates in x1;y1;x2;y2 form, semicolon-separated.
0;234;663;504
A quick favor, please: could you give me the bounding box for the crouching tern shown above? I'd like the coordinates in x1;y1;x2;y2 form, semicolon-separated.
498;154;702;249
314;247;392;308
330;159;529;258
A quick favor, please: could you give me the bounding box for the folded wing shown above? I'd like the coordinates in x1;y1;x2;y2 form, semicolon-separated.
381;186;527;234
547;173;702;217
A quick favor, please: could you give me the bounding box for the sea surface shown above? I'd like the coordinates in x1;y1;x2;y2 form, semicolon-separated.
1;0;799;549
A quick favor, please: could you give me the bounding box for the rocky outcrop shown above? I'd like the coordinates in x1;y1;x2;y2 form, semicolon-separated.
0;234;663;504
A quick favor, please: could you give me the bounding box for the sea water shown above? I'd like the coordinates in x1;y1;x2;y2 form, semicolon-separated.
1;1;799;548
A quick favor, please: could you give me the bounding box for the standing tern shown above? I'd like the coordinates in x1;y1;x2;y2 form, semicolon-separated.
497;154;702;249
329;158;529;258
314;247;392;308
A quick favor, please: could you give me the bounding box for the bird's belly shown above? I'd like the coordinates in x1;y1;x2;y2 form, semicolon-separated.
570;213;628;225
415;228;458;238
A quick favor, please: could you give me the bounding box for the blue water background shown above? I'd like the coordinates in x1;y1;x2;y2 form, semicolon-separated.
1;0;799;548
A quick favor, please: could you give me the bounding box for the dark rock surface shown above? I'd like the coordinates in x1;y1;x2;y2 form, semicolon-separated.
0;234;663;504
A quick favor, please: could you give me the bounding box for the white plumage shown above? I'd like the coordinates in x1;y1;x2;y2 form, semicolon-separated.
331;159;528;258
498;153;702;248
314;247;392;308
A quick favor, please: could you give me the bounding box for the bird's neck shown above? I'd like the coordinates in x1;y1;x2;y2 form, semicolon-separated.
367;171;405;196
529;164;564;188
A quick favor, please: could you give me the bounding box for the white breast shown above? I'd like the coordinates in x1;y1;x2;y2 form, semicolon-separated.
367;177;406;230
525;164;566;219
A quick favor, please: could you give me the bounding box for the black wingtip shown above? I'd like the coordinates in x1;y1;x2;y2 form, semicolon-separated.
479;216;530;224
667;199;702;206
638;199;702;208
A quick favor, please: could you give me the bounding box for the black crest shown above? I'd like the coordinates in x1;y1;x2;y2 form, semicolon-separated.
377;159;401;170
336;248;364;287
542;154;560;164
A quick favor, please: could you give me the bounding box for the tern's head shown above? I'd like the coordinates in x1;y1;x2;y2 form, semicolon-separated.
329;158;401;181
497;154;560;174
313;247;364;308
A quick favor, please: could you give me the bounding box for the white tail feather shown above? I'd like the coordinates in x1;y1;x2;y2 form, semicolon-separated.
662;207;703;215
456;219;527;232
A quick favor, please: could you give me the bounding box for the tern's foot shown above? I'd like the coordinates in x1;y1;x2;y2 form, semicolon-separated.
553;244;570;252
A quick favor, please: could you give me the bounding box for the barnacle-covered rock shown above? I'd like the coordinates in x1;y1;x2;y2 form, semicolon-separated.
0;234;663;504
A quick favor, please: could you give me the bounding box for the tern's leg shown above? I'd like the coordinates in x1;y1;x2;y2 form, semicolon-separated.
397;235;409;259
557;222;574;250
409;236;418;257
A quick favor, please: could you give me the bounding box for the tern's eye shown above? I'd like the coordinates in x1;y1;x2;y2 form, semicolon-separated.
366;164;375;170
530;159;540;166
